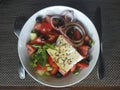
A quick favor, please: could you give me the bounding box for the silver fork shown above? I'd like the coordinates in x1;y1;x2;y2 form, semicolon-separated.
14;16;27;79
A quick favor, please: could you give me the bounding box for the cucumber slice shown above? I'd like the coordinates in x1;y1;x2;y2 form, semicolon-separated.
89;39;94;47
74;72;79;75
47;66;53;71
45;71;50;76
30;32;37;40
45;64;50;67
73;67;80;75
36;70;45;76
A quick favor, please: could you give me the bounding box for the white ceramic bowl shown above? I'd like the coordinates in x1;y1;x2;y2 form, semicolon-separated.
18;6;100;88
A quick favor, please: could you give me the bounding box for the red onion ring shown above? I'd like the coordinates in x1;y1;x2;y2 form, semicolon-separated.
62;23;86;47
49;10;86;47
61;10;74;23
50;15;65;31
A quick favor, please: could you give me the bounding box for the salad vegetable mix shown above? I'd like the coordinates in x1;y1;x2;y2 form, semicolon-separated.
26;10;94;78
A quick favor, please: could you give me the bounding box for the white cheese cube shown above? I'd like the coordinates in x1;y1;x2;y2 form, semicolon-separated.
47;35;83;72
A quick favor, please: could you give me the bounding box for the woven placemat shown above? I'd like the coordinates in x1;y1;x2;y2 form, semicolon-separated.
0;0;120;86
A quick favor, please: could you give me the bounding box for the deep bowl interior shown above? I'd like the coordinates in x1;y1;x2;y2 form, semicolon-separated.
18;6;100;88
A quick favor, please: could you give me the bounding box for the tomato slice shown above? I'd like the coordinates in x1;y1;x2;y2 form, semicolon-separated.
84;35;90;43
26;44;36;55
77;45;89;57
47;34;58;43
52;62;58;68
73;30;82;40
30;36;46;45
70;64;77;73
48;56;59;75
50;67;58;75
34;22;53;34
77;62;89;68
48;56;54;65
34;23;41;31
46;31;59;43
35;64;47;71
50;63;59;75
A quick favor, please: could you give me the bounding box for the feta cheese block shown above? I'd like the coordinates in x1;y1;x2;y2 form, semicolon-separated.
47;35;83;72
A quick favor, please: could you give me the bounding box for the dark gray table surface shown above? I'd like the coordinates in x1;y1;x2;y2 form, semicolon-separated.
0;0;120;87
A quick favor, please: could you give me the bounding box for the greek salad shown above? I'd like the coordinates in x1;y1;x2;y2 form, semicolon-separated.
26;10;94;78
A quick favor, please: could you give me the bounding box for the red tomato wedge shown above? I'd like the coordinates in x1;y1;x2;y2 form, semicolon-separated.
84;35;90;43
35;64;47;71
50;63;59;75
74;30;82;40
30;36;46;45
70;64;77;73
48;56;54;65
26;44;36;55
48;56;59;75
34;23;41;30
46;30;59;43
34;22;53;34
77;45;89;57
47;34;58;43
77;62;89;69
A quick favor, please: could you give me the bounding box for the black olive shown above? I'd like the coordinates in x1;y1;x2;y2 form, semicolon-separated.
36;16;43;23
86;56;91;63
66;27;75;39
54;18;65;27
87;42;92;48
81;57;90;64
56;72;63;78
31;30;41;36
41;35;48;41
